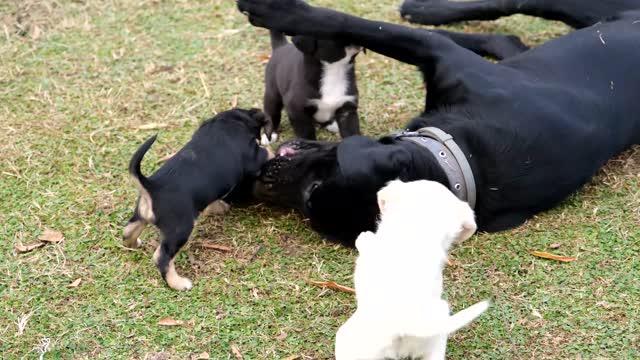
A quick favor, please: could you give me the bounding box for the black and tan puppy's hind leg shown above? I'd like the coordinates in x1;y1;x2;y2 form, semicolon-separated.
153;216;195;291
122;212;147;249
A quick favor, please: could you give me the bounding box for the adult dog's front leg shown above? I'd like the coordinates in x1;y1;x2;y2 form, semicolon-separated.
238;0;491;83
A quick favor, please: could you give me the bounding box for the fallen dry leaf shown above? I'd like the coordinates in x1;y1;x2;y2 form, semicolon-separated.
308;280;355;294
530;251;576;262
231;344;243;360
156;152;176;164
201;243;232;252
251;288;260;299
231;94;238;108
144;352;171;360
549;243;562;249
15;242;45;254
158;317;186;326
135;123;169;130
145;63;174;75
531;309;543;319
191;352;209;360
257;53;271;64
67;278;82;287
276;330;287;341
283;356;300;360
39;229;64;243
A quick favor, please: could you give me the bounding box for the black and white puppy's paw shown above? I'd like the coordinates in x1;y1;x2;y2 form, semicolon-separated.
260;132;279;145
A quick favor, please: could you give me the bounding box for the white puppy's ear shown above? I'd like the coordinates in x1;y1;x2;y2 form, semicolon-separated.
456;202;477;242
376;180;402;214
376;186;391;214
355;231;375;252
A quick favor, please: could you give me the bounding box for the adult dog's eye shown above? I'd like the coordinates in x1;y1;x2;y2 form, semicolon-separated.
310;182;320;192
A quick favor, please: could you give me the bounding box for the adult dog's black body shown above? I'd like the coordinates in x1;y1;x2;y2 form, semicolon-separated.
400;0;640;28
238;0;640;247
122;108;270;290
264;31;362;141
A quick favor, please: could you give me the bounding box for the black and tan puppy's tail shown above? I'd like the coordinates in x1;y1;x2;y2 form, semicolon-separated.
129;135;156;190
128;134;157;223
270;30;288;50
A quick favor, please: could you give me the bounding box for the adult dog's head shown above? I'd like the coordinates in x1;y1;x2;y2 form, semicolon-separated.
254;135;437;246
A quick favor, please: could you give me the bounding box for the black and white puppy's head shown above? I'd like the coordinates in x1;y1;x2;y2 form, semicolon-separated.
292;35;363;63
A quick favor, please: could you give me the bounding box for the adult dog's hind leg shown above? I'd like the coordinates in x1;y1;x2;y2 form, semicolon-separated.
430;29;529;60
123;212;147;248
153;217;195;291
400;0;518;26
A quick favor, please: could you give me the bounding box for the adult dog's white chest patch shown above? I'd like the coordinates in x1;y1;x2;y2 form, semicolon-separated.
309;46;360;123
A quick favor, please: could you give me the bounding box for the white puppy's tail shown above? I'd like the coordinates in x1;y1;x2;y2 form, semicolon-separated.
443;300;490;334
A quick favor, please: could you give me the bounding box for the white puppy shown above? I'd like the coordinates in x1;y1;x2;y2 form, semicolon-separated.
335;180;489;360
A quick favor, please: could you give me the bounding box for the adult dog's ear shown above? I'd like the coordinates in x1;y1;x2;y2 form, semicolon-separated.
292;35;317;55
337;136;411;185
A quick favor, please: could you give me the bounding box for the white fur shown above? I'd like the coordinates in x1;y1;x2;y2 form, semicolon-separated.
335;180;487;360
260;132;278;145
324;121;340;133
309;46;360;124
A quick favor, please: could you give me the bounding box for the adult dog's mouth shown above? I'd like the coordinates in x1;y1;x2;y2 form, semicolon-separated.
275;140;323;158
253;139;339;208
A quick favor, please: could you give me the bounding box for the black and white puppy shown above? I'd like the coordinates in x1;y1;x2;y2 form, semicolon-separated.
262;30;362;143
122;108;271;291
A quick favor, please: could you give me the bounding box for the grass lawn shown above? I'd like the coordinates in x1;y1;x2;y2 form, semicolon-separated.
1;0;638;358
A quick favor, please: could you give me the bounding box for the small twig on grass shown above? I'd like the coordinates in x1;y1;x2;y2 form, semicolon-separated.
237;244;264;271
308;280;355;295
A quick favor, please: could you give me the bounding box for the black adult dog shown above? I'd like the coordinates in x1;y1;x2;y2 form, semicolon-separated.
400;0;640;58
238;0;640;247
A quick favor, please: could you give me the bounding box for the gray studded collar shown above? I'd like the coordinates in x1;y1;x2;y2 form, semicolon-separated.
392;127;476;209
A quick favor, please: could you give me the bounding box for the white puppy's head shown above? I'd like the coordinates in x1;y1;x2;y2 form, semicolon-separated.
376;179;477;248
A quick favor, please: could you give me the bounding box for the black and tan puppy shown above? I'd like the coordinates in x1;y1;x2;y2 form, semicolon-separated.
262;30;362;143
122;108;271;290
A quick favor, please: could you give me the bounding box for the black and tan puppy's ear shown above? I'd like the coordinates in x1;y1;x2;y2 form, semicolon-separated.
248;108;275;147
292;35;318;55
337;136;411;185
245;108;270;137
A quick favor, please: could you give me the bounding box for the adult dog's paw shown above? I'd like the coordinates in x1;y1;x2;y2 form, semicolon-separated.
237;0;311;32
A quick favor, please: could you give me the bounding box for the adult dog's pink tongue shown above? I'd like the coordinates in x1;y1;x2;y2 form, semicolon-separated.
278;147;297;157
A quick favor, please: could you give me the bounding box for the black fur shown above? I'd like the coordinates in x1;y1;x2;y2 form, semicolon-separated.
400;0;640;58
123;108;270;289
263;30;361;140
239;0;640;247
